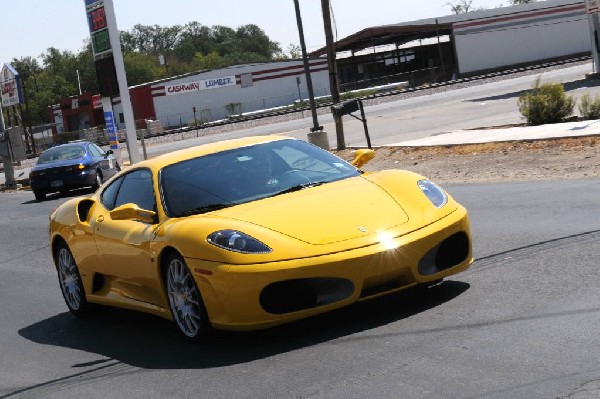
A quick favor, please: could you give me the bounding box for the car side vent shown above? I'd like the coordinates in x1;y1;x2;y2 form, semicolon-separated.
92;273;105;293
77;200;95;223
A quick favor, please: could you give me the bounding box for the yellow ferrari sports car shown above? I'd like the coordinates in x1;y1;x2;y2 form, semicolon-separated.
50;135;473;340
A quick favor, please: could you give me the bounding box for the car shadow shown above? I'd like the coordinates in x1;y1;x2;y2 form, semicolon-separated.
466;77;600;103
21;188;93;205
18;280;469;369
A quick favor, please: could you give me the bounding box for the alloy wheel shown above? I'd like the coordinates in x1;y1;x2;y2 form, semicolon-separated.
166;256;204;338
57;247;82;311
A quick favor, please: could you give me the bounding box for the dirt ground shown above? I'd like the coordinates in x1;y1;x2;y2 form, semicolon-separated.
335;136;600;184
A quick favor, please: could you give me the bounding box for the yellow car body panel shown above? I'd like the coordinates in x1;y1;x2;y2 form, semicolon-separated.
49;135;473;332
188;206;471;330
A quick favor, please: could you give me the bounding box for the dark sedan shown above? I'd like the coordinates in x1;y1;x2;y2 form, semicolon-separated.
29;141;120;201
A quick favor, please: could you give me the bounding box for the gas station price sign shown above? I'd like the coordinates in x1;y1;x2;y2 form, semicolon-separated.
84;0;119;96
88;6;107;31
91;29;111;54
85;0;111;56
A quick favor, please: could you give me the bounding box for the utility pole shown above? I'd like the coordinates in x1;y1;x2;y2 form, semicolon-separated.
293;0;329;149
586;0;600;73
321;0;345;150
0;106;16;188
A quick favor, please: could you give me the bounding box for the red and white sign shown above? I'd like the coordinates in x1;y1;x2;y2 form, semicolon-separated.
92;94;103;109
1;64;23;107
165;76;236;96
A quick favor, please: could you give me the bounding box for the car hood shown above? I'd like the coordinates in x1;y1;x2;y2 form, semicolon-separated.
213;176;409;245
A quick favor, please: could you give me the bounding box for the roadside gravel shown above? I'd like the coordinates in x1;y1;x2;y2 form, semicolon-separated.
335;136;600;184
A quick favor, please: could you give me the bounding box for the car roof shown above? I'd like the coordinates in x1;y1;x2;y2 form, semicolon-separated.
43;141;90;152
135;135;292;171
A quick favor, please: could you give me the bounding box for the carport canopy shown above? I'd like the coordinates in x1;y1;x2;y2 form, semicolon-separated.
310;19;453;56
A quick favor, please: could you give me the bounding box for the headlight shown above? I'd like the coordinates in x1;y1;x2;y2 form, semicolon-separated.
207;230;272;254
418;179;448;208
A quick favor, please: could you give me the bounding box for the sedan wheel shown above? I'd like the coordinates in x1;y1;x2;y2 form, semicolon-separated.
165;253;211;340
93;171;103;190
55;243;91;317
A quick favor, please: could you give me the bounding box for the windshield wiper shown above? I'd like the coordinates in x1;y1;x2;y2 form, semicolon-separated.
271;182;325;197
178;203;235;216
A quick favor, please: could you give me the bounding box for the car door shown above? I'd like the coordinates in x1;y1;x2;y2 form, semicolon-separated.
89;168;165;307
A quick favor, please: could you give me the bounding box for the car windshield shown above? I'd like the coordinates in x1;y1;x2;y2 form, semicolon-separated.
38;145;86;164
160;139;361;217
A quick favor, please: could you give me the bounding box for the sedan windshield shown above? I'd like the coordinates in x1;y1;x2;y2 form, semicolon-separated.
38;145;86;164
160;139;360;217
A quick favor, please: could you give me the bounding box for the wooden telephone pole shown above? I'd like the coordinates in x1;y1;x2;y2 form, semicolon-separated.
321;0;345;150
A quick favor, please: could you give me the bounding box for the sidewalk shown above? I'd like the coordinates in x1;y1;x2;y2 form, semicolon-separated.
389;119;600;146
2;120;600;187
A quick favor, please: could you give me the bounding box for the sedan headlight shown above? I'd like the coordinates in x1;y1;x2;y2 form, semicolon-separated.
207;230;272;254
418;179;448;208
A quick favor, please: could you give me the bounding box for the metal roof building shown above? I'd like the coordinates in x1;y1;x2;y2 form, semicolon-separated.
312;0;589;86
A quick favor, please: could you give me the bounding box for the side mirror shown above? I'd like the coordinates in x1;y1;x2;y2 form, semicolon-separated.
110;203;156;224
105;149;114;156
351;149;376;169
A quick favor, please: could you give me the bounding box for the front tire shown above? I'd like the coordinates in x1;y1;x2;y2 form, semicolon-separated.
164;252;212;341
54;242;91;318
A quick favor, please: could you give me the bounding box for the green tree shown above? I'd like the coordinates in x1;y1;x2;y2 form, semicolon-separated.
123;52;165;86
122;24;182;55
173;22;215;63
194;51;228;70
446;0;481;13
7;21;283;125
235;24;281;60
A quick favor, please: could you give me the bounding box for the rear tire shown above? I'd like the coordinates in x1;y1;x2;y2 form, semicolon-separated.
33;190;46;202
54;242;92;318
164;252;212;341
92;170;103;190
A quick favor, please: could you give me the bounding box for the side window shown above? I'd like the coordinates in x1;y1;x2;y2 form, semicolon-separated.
88;144;103;157
101;176;124;210
114;169;156;211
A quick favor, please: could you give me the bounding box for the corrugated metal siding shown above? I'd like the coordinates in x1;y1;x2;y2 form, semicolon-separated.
454;2;589;74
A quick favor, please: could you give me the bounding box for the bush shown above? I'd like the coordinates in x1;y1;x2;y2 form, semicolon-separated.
578;93;600;120
518;77;575;125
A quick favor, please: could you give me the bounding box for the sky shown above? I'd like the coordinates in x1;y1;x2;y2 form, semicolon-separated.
1;0;508;64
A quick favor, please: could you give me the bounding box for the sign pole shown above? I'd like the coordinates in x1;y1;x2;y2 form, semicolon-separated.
101;97;122;166
84;0;141;164
103;0;140;164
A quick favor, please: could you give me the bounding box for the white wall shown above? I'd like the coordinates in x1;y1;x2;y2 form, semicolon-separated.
454;1;590;74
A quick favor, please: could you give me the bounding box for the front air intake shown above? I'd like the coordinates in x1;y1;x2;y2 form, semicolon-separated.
260;278;354;314
418;232;470;276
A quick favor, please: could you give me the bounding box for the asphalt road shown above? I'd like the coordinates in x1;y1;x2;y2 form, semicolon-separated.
1;179;599;399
